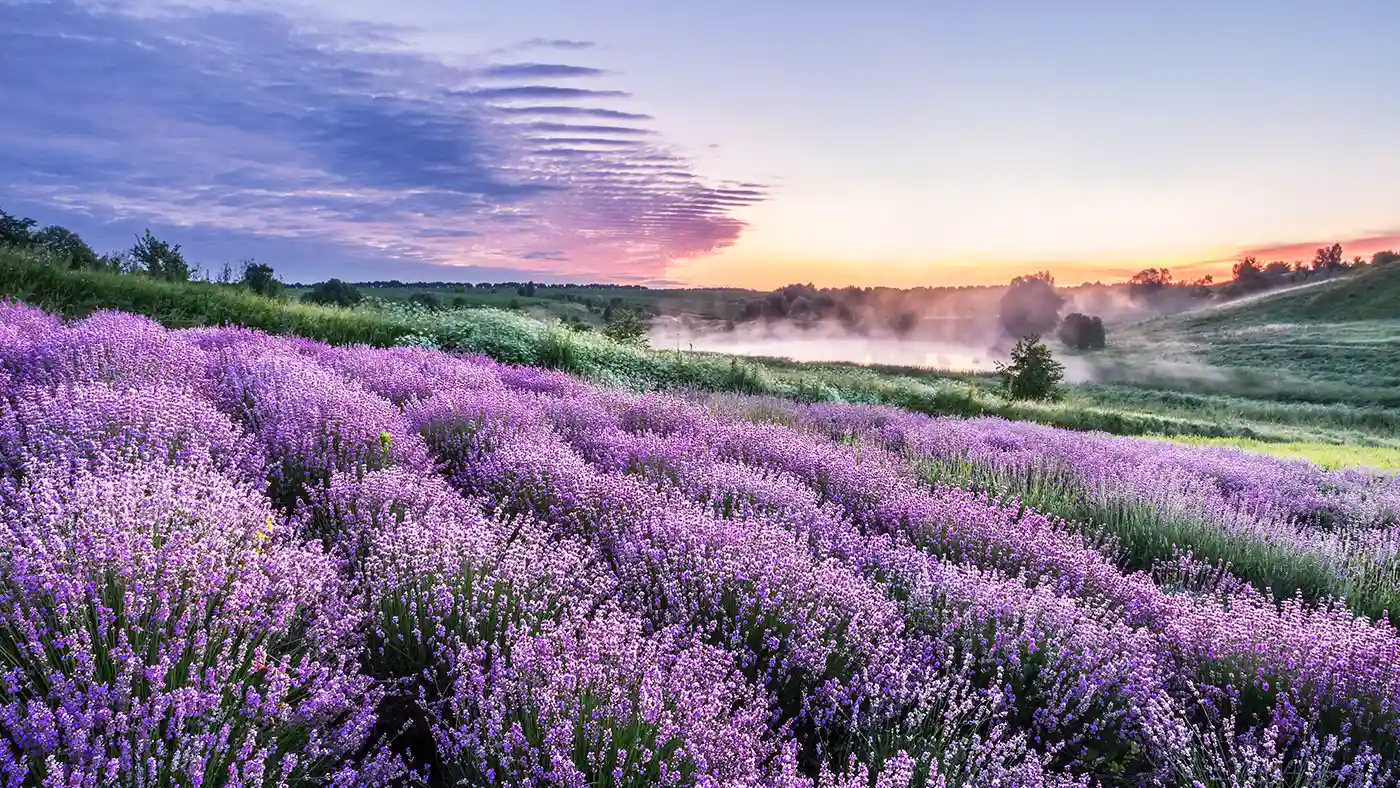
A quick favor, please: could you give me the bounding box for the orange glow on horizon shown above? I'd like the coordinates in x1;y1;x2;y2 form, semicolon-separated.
664;232;1400;290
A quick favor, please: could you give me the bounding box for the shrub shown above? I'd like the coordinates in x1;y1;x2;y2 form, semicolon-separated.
996;334;1064;401
407;292;442;310
301;278;363;308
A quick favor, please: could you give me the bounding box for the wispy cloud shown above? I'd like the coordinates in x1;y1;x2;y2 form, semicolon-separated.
480;63;607;79
0;0;764;282
517;38;595;51
1232;231;1400;262
494;105;654;120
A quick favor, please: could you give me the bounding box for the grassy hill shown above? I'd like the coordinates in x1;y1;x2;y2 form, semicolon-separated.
1106;263;1400;409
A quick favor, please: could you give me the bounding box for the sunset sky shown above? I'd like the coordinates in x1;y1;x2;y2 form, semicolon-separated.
3;0;1399;288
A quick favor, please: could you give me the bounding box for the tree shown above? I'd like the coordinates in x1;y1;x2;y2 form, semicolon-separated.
1373;250;1400;267
1311;243;1345;273
1231;257;1265;291
129;229;191;281
0;209;37;248
998;271;1065;339
1127;268;1172;300
996;335;1064;401
31;225;99;269
1058;313;1106;350
602;308;648;345
240;261;284;298
300;279;362;308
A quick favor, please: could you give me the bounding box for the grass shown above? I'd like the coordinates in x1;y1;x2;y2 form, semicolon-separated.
1159;435;1400;471
3;246;1398;450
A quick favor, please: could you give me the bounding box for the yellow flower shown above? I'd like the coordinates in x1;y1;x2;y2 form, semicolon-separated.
254;514;273;552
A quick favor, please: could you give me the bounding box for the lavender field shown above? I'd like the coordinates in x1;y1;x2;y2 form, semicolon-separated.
2;302;1400;787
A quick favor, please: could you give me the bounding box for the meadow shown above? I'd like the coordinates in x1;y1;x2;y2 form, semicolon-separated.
2;301;1400;786
4;246;1397;458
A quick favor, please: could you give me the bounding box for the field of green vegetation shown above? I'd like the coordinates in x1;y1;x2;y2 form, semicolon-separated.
3;243;1397;466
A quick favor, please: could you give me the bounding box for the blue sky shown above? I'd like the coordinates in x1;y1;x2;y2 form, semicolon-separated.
3;0;1398;287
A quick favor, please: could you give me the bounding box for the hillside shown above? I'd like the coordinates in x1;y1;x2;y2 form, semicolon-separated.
1185;261;1400;326
1107;263;1400;405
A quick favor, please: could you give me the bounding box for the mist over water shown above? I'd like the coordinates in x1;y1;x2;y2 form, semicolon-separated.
648;315;1009;374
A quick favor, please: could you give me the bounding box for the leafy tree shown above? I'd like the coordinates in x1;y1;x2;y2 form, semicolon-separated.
1058;313;1106;351
998;271;1064;339
1231;257;1265;290
300;278;362;308
1373;250;1400;267
0;209;37;248
886;311;919;337
31;225;99;269
1311;243;1345;273
240;261;284;298
408;292;442;310
602;308;649;345
1262;261;1292;278
1127;268;1172;300
996;335;1064;401
129;229;191;281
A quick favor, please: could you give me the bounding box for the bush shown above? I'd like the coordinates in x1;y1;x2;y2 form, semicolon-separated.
301;278;363;308
996;335;1064;401
1058;312;1106;350
408;292;442;310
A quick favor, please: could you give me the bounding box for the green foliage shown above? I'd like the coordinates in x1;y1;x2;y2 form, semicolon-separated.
602;307;648;344
394;332;442;350
0;208;38;248
32;225;100;269
239;261;284;298
996;335;1064;401
407;291;442;310
301;278;363;308
129;229;191;282
128;229;193;282
1058;313;1106;350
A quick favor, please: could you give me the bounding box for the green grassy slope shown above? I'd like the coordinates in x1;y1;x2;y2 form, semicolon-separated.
1106;264;1400;410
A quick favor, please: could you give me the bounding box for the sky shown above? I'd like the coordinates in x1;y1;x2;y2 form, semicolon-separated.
2;0;1399;289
